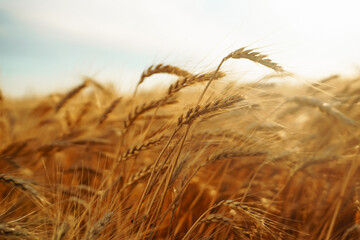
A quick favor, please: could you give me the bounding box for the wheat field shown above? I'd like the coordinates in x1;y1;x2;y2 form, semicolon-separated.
0;48;359;239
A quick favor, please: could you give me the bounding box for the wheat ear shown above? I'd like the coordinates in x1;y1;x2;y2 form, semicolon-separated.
123;97;177;130
118;136;164;162
55;81;88;112
0;224;29;238
0;174;48;204
167;71;225;96
224;47;284;72
201;213;243;238
198;47;284;105
139;70;226;138
134;64;192;96
204;148;267;166
201;213;242;238
177;95;245;128
86;212;113;240
98;97;122;125
125;163;168;189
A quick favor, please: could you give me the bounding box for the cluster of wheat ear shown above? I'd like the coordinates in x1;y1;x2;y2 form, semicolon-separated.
0;47;359;239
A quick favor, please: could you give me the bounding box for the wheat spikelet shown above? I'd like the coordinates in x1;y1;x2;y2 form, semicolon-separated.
98;97;122;125
86;212;113;240
0;174;47;204
224;47;284;72
55;81;88;112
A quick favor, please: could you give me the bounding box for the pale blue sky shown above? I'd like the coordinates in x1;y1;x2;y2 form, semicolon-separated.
1;0;360;96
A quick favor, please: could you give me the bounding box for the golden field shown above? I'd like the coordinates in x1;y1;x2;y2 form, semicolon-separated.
0;48;359;239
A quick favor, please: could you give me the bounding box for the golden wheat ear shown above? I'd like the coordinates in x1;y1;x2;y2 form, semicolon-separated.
134;64;192;97
98;97;122;125
224;47;284;72
0;174;48;205
55;81;89;112
198;47;284;104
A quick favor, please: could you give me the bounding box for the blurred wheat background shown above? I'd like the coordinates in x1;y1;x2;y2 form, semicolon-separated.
1;1;360;239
